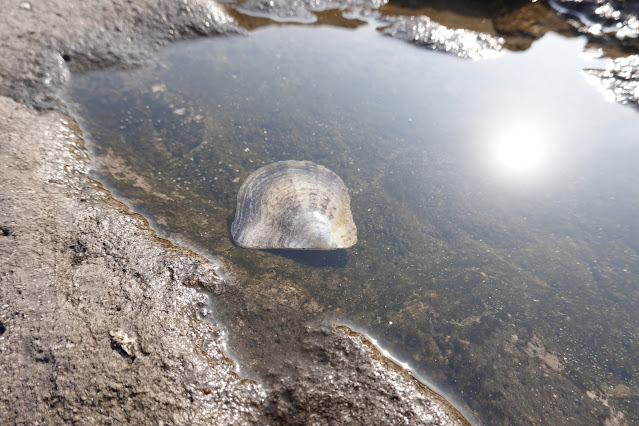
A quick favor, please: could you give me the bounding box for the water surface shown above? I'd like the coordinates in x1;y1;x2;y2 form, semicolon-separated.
65;20;639;424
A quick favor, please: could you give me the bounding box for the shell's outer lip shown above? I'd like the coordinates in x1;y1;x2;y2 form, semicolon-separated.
231;160;357;250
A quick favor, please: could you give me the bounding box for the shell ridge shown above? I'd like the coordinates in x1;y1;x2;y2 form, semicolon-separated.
231;160;357;249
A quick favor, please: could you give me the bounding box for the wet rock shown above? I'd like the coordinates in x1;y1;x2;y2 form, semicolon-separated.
550;0;639;40
377;0;639;59
236;0;385;23
237;0;324;23
0;96;265;424
492;0;575;51
231;0;639;61
585;54;639;106
265;326;470;425
233;0;507;58
549;0;639;57
384;0;532;17
378;0;585;55
0;0;242;110
382;15;504;59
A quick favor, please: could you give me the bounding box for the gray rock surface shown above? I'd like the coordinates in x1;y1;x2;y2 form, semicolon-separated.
0;0;468;423
0;0;241;110
0;96;265;424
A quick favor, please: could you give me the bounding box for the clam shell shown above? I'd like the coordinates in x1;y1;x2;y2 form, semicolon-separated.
231;160;357;250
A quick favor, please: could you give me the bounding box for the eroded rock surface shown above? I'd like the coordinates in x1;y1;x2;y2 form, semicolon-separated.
0;96;265;424
0;0;241;110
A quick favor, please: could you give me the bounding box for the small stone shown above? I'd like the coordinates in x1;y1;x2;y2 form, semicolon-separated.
19;2;32;11
109;329;138;357
151;83;167;93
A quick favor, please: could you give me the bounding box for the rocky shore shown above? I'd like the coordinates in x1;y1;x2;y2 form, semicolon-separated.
2;0;638;423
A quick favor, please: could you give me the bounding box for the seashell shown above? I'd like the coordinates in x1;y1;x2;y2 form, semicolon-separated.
231;160;357;250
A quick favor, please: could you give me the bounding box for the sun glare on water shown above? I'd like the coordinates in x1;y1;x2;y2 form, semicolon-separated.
494;125;546;174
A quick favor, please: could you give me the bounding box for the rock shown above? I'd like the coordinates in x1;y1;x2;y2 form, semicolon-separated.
382;15;504;59
0;0;242;110
584;54;639;106
0;95;265;424
551;0;639;40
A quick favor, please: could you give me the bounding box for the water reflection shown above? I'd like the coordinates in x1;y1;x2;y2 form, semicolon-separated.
493;124;546;174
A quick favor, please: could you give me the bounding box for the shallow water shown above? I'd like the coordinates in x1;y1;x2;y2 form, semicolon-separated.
65;18;639;424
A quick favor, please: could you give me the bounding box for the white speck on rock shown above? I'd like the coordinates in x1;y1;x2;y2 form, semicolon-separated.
109;329;139;357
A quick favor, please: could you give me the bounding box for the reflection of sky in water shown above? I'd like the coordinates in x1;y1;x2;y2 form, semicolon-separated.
65;24;639;424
